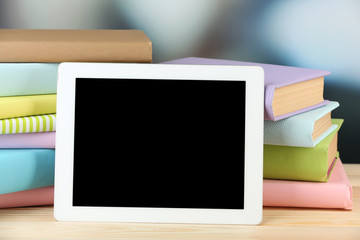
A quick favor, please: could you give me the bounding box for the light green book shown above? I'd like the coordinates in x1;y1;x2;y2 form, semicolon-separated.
264;119;343;182
0;114;56;134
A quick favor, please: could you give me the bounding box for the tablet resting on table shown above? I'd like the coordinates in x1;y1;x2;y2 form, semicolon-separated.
54;63;264;225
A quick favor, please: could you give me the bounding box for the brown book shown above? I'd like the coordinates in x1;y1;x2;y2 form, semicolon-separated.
0;29;152;63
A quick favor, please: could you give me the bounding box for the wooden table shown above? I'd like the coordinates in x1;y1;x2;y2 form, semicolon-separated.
1;164;359;240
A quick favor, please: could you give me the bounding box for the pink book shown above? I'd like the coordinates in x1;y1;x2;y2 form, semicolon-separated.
0;186;54;208
0;161;352;209
263;158;353;209
0;132;55;148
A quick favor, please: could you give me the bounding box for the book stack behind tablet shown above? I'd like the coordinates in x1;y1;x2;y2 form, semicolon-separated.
163;57;353;210
0;64;58;208
0;29;152;208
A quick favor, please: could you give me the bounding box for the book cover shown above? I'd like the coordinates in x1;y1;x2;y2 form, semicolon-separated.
0;132;55;148
0;149;55;194
264;119;343;182
0;114;56;134
263;158;352;209
0;29;152;63
163;57;330;121
0;186;54;209
0;94;56;119
264;101;339;147
0;63;58;97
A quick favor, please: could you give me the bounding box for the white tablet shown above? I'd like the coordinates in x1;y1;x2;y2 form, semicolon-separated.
54;63;264;225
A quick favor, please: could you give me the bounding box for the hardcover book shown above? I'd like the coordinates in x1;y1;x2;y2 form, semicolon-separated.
0;29;152;63
263;158;352;209
0;63;58;97
0;94;56;119
0;186;54;209
264;101;339;147
264;119;343;182
0;132;55;148
0;149;55;194
0;114;56;134
163;57;330;121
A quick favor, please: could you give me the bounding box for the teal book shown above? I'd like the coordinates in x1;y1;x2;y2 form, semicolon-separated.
0;63;58;97
264;101;339;147
264;119;343;182
0;149;55;194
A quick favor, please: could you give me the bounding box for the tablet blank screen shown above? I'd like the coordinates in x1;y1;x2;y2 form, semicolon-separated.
73;78;245;209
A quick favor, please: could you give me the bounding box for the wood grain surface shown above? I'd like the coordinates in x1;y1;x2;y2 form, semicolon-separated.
0;164;359;240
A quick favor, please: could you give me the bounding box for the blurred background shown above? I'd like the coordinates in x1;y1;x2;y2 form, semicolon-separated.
1;0;359;163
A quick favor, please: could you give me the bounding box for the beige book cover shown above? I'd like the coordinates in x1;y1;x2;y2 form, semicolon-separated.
0;29;152;63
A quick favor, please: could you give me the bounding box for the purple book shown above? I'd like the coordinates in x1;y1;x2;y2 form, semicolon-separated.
162;57;330;121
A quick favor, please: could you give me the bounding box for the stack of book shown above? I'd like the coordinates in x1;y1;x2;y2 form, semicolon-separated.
163;57;353;210
0;63;58;208
0;29;152;208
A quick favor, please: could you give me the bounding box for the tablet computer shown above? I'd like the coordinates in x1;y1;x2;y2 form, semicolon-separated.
54;63;264;224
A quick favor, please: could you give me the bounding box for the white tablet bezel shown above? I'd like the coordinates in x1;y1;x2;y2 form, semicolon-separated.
54;62;264;225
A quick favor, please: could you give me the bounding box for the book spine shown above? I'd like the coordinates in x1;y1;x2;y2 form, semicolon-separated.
0;63;58;97
264;85;276;120
0;94;56;119
0;186;54;208
0;114;56;134
0;149;55;194
0;41;152;63
0;132;56;148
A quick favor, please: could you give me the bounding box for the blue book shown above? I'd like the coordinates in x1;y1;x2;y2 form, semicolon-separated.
0;63;58;97
0;149;55;194
264;101;339;147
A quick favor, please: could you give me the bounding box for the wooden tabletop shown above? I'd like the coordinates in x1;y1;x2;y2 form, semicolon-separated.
0;164;359;240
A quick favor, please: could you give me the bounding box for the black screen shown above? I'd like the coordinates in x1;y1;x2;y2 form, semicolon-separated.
73;78;245;209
